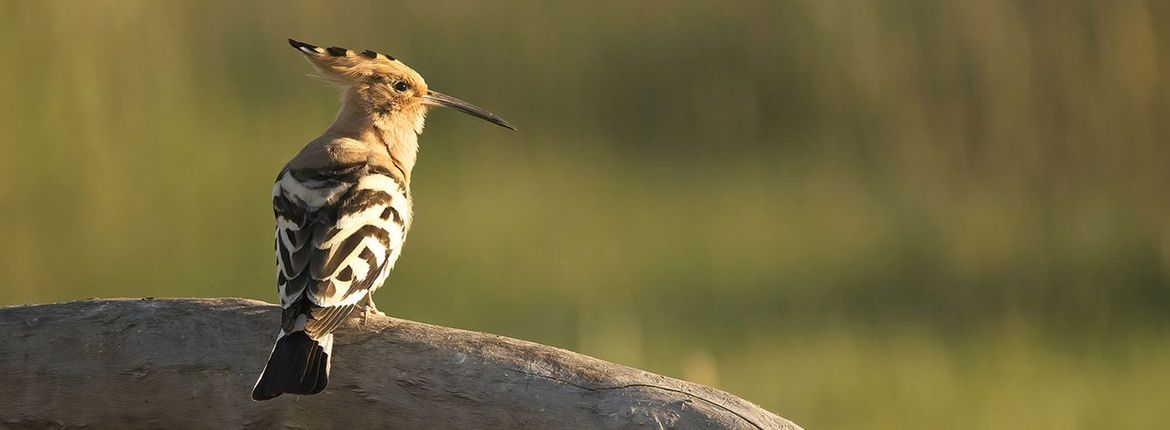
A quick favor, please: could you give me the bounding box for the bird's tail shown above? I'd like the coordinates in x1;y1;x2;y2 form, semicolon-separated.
251;331;333;401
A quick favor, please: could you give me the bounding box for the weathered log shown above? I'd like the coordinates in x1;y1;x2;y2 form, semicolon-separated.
0;298;801;429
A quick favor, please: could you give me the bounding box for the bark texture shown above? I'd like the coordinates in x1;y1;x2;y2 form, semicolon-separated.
0;298;801;430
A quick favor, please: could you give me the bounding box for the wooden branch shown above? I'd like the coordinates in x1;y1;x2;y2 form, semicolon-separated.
0;298;801;429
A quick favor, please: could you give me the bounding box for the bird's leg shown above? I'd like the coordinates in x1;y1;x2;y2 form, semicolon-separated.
359;293;384;325
360;294;372;325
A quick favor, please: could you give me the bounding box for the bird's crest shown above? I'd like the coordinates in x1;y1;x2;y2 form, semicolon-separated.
288;38;426;90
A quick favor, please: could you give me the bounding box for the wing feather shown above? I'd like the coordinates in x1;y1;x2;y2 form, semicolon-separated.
274;167;409;338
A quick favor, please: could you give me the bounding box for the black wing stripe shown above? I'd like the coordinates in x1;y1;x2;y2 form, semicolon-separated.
289;164;366;184
273;194;307;221
380;207;401;223
277;240;295;274
343;189;396;214
366;164;409;193
288;234;313;274
317;195;398;245
275;192;313;279
284;270;310;301
313;225;392;279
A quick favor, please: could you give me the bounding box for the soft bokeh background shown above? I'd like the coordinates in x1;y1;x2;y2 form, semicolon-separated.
3;1;1169;428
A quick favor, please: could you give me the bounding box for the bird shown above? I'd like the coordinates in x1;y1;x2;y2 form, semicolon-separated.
251;38;514;401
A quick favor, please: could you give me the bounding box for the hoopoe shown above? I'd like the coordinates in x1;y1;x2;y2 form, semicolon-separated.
252;38;514;401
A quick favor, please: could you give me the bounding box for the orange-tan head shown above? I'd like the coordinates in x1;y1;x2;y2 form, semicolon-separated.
288;38;515;132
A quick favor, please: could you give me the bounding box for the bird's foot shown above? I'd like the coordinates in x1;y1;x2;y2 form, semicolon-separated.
359;301;386;325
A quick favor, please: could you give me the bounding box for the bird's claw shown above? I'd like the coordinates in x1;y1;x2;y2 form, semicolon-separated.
358;299;385;325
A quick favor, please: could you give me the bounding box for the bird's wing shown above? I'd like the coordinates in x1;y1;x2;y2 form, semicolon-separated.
274;167;410;338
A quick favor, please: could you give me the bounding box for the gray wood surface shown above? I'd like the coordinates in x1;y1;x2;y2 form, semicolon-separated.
0;298;801;429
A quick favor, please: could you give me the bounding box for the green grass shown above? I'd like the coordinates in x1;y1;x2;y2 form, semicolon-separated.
716;322;1170;429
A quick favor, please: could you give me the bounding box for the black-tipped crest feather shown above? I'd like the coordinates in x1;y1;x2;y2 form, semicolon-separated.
288;38;318;52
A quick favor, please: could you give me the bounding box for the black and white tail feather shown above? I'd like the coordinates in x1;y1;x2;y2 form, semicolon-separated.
251;330;334;400
252;165;409;401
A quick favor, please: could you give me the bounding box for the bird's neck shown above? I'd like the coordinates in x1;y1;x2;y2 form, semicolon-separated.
324;89;424;186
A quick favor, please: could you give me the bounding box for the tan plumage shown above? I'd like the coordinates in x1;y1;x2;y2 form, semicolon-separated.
252;38;513;401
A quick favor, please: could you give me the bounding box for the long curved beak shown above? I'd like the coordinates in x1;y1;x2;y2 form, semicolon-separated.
421;90;516;131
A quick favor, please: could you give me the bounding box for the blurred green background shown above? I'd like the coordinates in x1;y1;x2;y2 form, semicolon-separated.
3;1;1169;428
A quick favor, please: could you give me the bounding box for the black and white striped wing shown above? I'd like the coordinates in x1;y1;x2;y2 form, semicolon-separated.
274;171;409;337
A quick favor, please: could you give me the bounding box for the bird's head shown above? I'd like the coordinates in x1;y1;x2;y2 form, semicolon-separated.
289;38;514;133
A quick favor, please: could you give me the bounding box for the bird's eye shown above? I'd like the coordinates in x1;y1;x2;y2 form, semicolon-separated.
394;81;409;92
